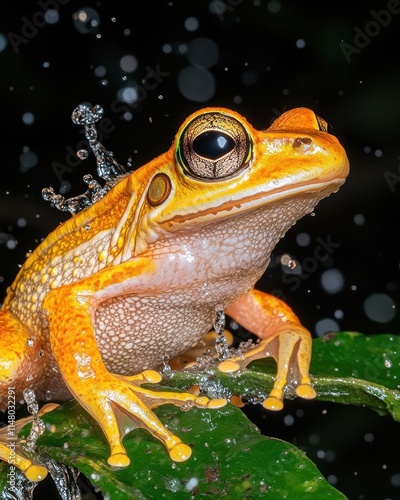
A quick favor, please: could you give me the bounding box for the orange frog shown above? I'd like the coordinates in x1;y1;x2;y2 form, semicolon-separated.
0;106;349;480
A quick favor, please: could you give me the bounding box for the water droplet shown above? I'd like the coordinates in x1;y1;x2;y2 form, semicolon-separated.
23;388;36;405
72;8;100;34
180;400;194;412
161;355;172;377
214;304;230;360
77;149;89;160
280;253;293;266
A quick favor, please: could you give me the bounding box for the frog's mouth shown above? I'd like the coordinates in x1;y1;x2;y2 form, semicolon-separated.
165;176;346;227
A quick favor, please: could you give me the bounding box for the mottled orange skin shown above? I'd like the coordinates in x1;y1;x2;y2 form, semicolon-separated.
0;107;349;479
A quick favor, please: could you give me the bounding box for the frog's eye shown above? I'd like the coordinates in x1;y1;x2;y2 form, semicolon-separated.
177;112;252;180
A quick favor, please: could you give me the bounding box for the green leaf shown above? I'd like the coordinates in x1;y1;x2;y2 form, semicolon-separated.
1;401;345;499
3;331;399;499
310;331;400;419
168;332;400;420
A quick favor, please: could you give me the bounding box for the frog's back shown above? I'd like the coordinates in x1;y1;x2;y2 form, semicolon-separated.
2;175;134;316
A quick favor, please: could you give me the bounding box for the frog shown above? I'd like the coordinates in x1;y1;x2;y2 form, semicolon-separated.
0;106;349;481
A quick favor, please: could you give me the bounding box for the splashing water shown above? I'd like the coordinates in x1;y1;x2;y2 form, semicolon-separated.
23;388;45;453
43;459;82;500
42;104;128;215
214;304;230;360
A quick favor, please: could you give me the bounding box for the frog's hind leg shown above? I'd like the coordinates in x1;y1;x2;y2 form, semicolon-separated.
0;309;48;481
223;289;317;410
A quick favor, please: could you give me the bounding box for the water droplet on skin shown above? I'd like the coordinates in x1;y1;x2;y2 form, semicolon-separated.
384;359;392;368
27;338;34;347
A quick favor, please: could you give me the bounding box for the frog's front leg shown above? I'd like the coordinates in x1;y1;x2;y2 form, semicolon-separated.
223;289;317;410
42;258;226;468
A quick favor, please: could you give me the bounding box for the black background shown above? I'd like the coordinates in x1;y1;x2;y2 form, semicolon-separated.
1;1;400;498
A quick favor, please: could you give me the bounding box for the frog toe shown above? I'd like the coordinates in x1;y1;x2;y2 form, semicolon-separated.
262;396;284;412
23;463;48;482
168;442;192;462
107;445;131;468
296;383;317;399
194;396;226;409
217;359;241;373
120;369;162;384
0;443;48;482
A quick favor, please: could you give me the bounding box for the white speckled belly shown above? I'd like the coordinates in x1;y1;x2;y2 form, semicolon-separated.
94;293;217;374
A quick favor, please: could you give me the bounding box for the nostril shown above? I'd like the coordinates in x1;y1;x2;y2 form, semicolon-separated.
293;137;312;148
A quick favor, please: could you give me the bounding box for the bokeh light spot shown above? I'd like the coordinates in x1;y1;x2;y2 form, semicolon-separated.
0;34;7;52
184;17;199;32
296;232;311;247
353;213;365;225
118;87;138;104
94;65;106;77
315;318;339;337
187;37;219;68
178;66;215;102
22;112;35;125
120;55;138;73
73;8;100;34
296;38;306;48
364;293;396;323
20;147;38;172
44;9;59;24
267;0;282;13
320;268;344;294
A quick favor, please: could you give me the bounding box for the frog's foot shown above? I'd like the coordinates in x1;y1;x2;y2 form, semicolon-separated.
0;403;58;481
79;371;227;467
217;325;316;411
0;443;48;481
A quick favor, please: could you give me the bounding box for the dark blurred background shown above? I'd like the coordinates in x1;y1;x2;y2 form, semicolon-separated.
1;1;400;498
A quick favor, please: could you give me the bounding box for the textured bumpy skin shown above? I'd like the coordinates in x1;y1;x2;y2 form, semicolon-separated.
0;107;349;479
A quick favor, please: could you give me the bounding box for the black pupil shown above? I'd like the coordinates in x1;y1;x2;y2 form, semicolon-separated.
192;131;235;160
